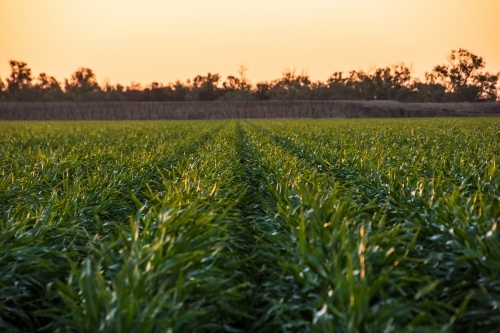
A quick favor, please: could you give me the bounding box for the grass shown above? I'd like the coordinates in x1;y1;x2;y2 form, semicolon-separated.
0;118;499;332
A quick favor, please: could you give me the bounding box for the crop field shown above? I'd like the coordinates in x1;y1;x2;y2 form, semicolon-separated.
1;118;499;332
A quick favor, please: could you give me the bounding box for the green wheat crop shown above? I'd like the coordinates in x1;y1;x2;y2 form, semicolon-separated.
0;118;499;332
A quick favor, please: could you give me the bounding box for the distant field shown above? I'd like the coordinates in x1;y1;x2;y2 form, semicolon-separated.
0;101;499;120
1;119;499;332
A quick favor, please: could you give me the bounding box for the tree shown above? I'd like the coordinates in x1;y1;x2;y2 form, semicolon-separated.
405;73;446;103
34;73;64;101
169;81;189;101
99;80;127;101
431;48;499;102
37;73;60;90
347;70;374;100
65;68;101;100
266;69;312;100
323;72;358;100
370;63;413;100
190;73;222;101
255;82;271;100
221;65;254;100
6;60;33;96
0;77;5;100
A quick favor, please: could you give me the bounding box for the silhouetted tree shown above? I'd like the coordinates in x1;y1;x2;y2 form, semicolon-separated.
221;65;254;100
123;82;144;101
1;50;497;102
404;72;448;102
0;77;5;100
65;68;101;100
168;81;189;101
143;82;163;101
267;69;312;100
190;73;223;101
371;63;413;100
37;73;59;90
5;60;34;100
34;73;64;101
322;72;358;100
101;80;127;101
407;79;446;103
255;82;271;100
347;70;375;100
6;60;32;93
431;48;499;102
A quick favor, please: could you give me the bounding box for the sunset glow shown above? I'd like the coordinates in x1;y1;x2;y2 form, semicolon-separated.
1;0;499;86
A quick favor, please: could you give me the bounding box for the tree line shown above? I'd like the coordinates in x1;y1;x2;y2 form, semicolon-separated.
0;49;498;102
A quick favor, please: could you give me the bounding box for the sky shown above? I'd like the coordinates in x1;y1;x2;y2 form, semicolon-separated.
1;0;499;87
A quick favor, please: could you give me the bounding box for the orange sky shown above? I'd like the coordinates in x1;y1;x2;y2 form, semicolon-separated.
1;0;499;86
